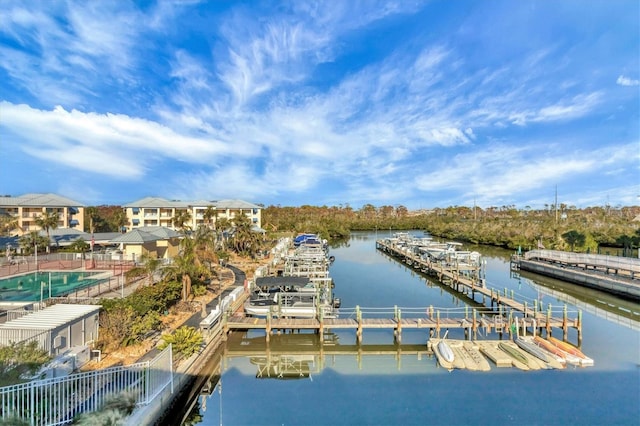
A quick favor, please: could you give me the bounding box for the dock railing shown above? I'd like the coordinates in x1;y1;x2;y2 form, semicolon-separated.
524;250;640;274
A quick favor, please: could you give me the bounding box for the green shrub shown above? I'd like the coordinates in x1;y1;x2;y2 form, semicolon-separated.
158;326;203;359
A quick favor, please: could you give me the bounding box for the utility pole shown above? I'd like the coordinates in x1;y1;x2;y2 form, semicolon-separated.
473;197;477;222
555;185;558;224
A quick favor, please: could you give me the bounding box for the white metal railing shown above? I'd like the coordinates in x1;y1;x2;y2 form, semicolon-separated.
0;328;52;353
524;250;640;273
0;345;172;425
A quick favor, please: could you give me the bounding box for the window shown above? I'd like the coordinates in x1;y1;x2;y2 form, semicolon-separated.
132;219;140;225
132;208;140;214
53;335;65;349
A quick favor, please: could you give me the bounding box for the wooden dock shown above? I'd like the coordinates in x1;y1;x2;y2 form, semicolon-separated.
215;239;583;346
374;239;583;342
225;310;572;345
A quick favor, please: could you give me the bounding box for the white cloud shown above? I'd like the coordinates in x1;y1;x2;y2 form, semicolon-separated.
0;1;636;208
616;75;640;86
0;102;231;178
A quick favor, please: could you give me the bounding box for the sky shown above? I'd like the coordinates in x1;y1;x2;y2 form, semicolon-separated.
0;0;638;210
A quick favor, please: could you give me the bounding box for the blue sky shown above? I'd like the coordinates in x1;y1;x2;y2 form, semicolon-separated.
0;0;638;209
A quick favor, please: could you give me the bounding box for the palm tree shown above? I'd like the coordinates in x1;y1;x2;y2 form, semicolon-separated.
0;215;19;236
230;214;260;257
215;217;231;250
172;209;193;234
34;211;59;253
562;230;585;252
140;253;162;286
68;238;90;254
163;236;210;301
85;207;99;234
203;206;217;230
110;209;128;233
18;231;49;255
192;225;219;270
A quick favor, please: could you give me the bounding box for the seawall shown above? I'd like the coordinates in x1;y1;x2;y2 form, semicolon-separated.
517;259;640;301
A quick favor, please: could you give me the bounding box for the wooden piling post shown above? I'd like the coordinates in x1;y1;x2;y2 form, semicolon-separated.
577;310;583;346
546;304;552;336
266;310;272;343
395;306;402;344
562;304;568;341
472;308;477;340
222;311;229;341
356;305;362;344
508;311;513;339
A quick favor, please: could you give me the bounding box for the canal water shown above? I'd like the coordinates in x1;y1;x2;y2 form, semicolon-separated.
185;231;640;425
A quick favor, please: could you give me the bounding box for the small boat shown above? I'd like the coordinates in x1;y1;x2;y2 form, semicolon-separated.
533;336;581;365
462;342;491;371
499;342;529;366
437;340;455;364
515;337;549;363
547;337;594;366
520;337;564;369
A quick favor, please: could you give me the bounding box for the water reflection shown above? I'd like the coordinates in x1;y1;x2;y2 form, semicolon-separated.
225;331;436;377
183;231;640;426
514;269;640;330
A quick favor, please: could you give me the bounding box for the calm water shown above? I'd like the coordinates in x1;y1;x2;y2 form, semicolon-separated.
0;271;105;302
188;231;640;426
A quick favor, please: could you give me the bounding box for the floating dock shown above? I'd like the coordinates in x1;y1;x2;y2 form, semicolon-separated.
511;250;640;301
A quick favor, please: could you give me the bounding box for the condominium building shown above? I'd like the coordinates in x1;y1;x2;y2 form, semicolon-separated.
122;197;262;232
0;193;85;236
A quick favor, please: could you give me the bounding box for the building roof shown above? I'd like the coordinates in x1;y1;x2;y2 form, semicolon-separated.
214;199;261;209
136;226;181;239
123;197;188;208
0;193;85;207
0;304;100;331
48;228;90;245
110;229;161;244
123;197;259;210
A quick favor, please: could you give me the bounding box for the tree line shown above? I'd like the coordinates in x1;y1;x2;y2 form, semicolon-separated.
261;204;640;255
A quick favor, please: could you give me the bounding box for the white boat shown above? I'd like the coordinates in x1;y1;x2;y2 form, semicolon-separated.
437;340;455;364
515;337;550;363
245;290;337;318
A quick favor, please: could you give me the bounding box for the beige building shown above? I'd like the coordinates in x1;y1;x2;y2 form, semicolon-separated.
122;197;262;232
0;193;85;236
111;226;181;260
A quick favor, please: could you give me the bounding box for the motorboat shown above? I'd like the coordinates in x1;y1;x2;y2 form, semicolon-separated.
245;276;338;318
245;291;336;318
